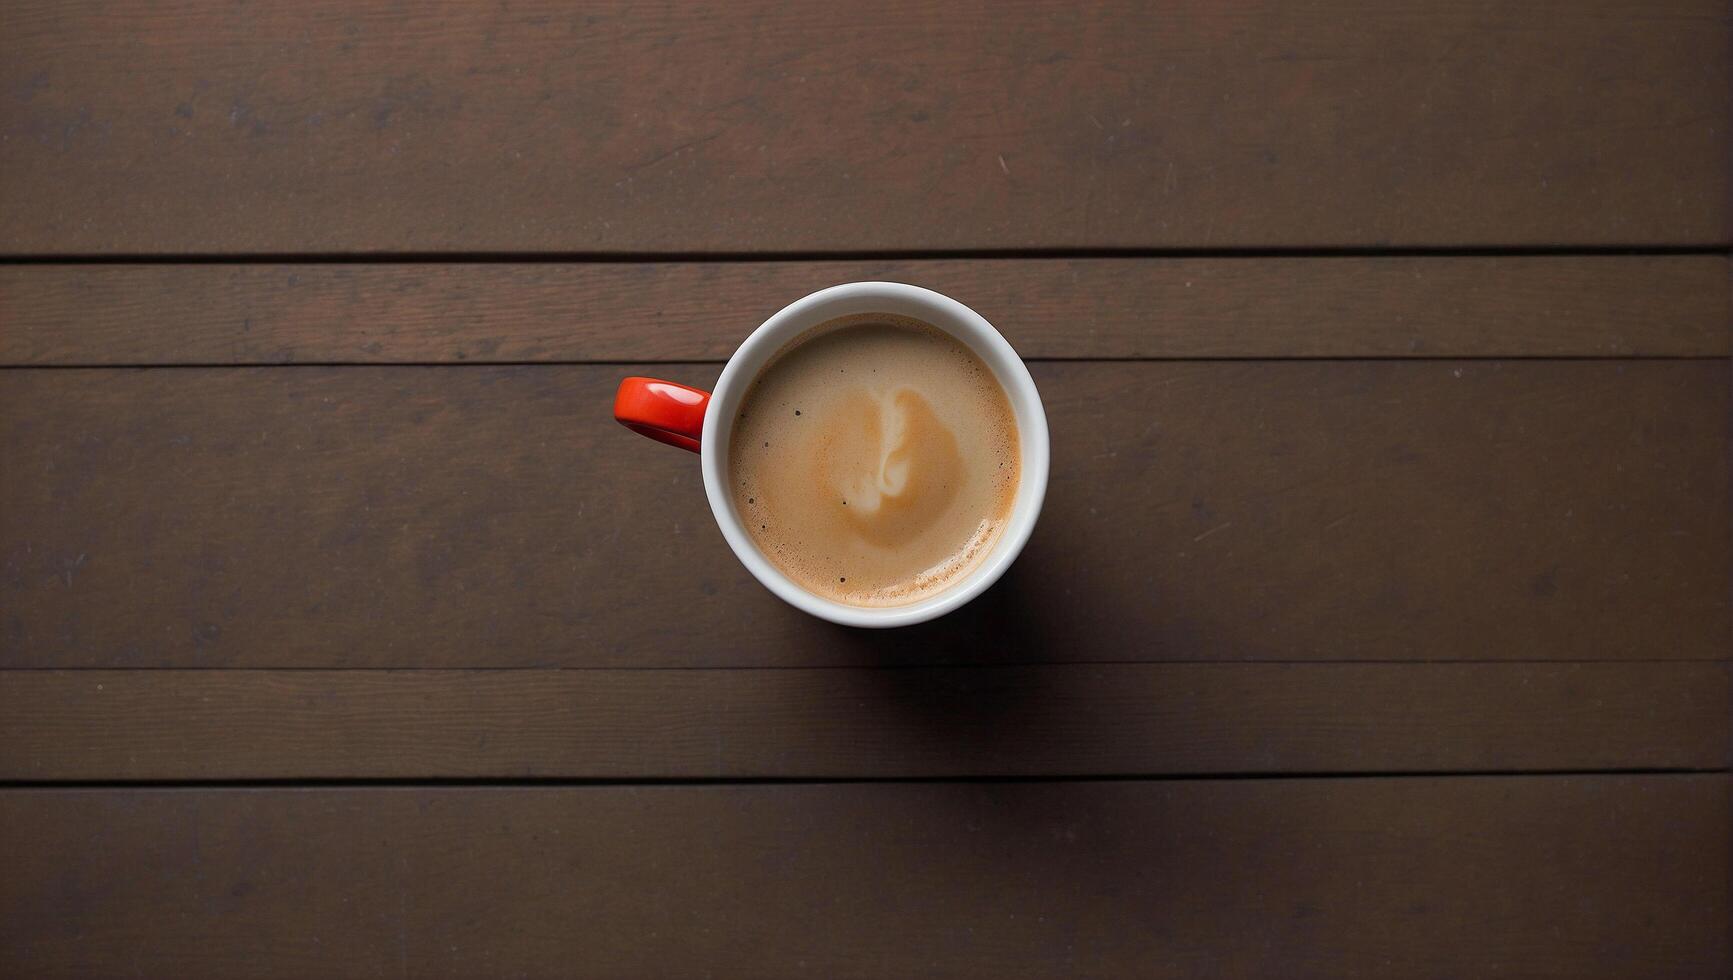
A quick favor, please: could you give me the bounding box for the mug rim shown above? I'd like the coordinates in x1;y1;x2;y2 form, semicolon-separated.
699;281;1049;628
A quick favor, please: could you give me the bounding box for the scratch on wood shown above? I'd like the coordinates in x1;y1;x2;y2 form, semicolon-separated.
1193;522;1232;543
624;130;723;173
998;154;1009;175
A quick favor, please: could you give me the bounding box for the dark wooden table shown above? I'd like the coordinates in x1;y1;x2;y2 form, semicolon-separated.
2;2;1728;976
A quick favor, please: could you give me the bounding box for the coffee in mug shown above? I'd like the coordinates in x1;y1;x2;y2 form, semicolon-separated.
613;282;1048;628
728;313;1020;607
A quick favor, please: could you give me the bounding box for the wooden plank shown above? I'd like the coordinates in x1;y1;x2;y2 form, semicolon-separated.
0;664;1722;780
2;361;1723;668
2;1;1724;253
0;777;1724;977
2;256;1727;364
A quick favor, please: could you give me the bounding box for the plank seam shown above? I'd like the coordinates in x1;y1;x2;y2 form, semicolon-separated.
1;769;1725;790
0;245;1727;265
0;659;1726;672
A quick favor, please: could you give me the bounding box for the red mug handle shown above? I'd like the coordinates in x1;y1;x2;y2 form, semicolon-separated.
614;377;710;453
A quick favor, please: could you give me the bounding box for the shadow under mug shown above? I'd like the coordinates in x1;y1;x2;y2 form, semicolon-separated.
614;282;1050;627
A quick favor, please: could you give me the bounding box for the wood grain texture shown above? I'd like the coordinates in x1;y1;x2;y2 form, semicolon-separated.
1;777;1724;977
2;361;1724;668
1;664;1722;780
2;1;1725;253
3;256;1727;364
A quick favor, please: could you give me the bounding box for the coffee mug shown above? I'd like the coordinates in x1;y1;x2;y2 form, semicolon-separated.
614;282;1049;627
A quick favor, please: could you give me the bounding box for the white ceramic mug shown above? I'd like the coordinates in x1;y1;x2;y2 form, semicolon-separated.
614;282;1049;627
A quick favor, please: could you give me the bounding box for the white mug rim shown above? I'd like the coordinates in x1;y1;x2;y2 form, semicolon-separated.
698;282;1049;628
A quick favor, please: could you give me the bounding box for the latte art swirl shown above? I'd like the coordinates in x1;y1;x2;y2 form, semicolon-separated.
730;314;1020;607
